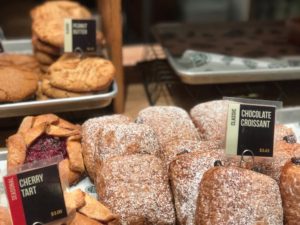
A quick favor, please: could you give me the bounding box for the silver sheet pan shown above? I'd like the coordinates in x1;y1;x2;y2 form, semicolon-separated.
0;82;117;118
0;39;117;117
165;49;300;84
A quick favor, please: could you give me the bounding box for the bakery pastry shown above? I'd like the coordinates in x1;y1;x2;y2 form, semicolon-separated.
0;206;11;225
67;212;103;225
169;150;224;225
256;141;300;182
31;1;91;47
95;123;161;164
136;106;199;148
41;79;94;98
48;55;115;92
39;63;50;73
6;114;83;185
0;53;41;74
195;166;283;225
65;189;118;225
79;191;117;222
275;124;297;144
190;100;229;141
32;33;61;56
34;50;58;65
82;115;131;180
0;66;38;102
280;158;300;225
96;155;175;225
162;139;222;167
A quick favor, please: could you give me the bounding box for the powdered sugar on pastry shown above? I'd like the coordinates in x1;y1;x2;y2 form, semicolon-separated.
136;106;199;148
96;155;175;225
81;115;131;179
196;166;283;225
95;123;162;162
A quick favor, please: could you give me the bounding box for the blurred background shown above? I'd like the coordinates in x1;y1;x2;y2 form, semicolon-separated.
1;0;300;43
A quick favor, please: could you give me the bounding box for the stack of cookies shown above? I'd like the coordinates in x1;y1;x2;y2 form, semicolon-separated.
38;54;115;99
0;54;39;102
30;1;93;74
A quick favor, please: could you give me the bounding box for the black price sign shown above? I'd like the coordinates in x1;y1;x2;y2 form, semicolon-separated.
225;102;276;157
64;19;96;53
3;164;67;225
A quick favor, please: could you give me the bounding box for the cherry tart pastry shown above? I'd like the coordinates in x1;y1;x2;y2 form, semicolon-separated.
6;114;85;185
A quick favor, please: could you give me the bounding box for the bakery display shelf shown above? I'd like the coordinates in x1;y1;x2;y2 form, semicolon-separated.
152;21;300;85
0;105;300;208
0;39;118;118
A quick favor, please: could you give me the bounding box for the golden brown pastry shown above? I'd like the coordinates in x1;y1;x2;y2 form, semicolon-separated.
6;114;83;185
162;139;222;167
190;100;229;141
34;50;58;65
280;158;300;225
169;150;224;225
256;141;300;182
0;207;11;225
0;53;41;74
94;123;161;166
32;33;61;56
31;1;91;47
41;79;94;98
48;54;115;92
195;166;283;225
81;115;131;180
65;189;118;225
0;66;38;102
67;212;104;225
96;155;176;225
79;192;117;223
136;106;199;148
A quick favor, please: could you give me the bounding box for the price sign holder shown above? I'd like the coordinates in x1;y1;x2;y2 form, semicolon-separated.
3;156;68;225
64;19;97;54
225;98;279;158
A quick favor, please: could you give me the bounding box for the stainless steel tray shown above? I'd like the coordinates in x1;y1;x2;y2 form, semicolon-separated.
0;39;117;117
0;82;117;118
153;22;300;85
165;49;300;84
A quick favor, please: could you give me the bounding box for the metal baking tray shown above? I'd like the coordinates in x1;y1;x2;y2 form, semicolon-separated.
152;22;300;85
0;82;117;118
0;39;117;118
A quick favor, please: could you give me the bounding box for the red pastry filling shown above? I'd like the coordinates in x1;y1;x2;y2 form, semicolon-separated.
25;134;68;163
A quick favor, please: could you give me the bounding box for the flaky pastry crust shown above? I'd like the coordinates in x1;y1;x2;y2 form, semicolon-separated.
6;114;84;185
